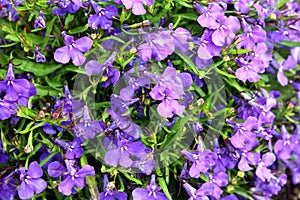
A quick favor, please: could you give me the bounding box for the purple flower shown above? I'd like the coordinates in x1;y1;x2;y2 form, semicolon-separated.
165;24;192;54
197;29;222;60
85;53;120;87
17;161;47;200
132;175;168;200
34;11;45;29
47;161;65;178
148;67;192;118
196;172;228;199
237;20;266;50
0;99;16;120
138;32;174;62
230;116;259;149
0;63;36;106
0;171;17;200
197;3;224;29
235;57;265;83
121;0;154;15
52;0;81;16
238;150;260;171
272;55;297;86
181;149;217;178
54;32;93;66
256;152;276;182
72;106;103;140
104;133;147;168
0;0;19;22
35;46;46;63
274;125;300;160
88;2;118;30
54;85;73;117
55;137;84;159
58;161;95;196
99;175;128;200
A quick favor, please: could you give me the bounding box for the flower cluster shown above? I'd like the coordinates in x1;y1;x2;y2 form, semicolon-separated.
0;0;299;199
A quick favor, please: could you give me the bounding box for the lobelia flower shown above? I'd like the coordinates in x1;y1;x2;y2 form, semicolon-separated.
104;132;147;168
0;63;36;106
34;11;45;29
85;53;120;87
229;116;259;149
196;172;228;199
0;99;16;120
54;85;73;116
72;106;103;140
147;67;192;118
17;161;47;200
181;145;217;178
0;0;19;22
256;152;276;182
238;150;260;172
237;19;266;50
274;125;300;160
0;171;17;200
54;31;93;66
196;29;222;60
272;55;297;86
234;0;251;13
99;175;128;200
88;1;118;30
52;0;81;16
58;160;95;196
55;137;84;159
132;148;156;175
35;46;46;62
183;182;208;200
121;0;154;15
251;173;287;199
197;3;225;29
235;56;265;83
138;32;174;62
132;174;168;200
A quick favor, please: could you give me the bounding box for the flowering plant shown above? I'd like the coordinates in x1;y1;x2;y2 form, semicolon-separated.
0;0;299;199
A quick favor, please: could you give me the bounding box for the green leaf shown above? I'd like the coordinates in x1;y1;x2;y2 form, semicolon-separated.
156;168;172;200
17;106;38;120
275;0;289;10
228;49;252;54
280;40;300;47
173;13;198;21
68;24;89;34
0;53;8;65
121;172;143;185
14;58;62;76
80;154;99;200
65;14;75;29
36;86;61;96
42;17;56;50
175;51;204;78
5;34;20;42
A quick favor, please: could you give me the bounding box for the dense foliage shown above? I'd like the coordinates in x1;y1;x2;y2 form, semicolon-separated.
0;0;299;199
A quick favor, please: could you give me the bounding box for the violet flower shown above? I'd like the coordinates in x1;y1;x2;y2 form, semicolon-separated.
121;0;154;15
88;1;118;30
0;63;36;106
272;55;297;86
99;175;128;200
85;53;120;87
196;172;228;199
0;171;17;200
72;106;103;140
55;137;84;159
256;152;276;182
229;116;259;149
0;139;9;164
104;133;147;168
34;11;45;29
58;161;95;196
35;46;46;63
197;29;222;60
197;3;224;29
54;31;93;66
52;0;81;16
138;32;174;62
17;161;47;200
132;175;168;200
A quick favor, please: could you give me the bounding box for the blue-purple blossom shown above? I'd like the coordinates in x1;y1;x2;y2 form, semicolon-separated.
57;160;95;196
34;11;45;29
0;63;36;107
35;46;46;63
52;0;81;16
85;53;120;87
121;0;154;15
99;175;128;200
132;175;168;200
0;171;17;200
55;137;84;159
88;1;118;30
17;161;47;200
256;152;276;182
54;32;93;66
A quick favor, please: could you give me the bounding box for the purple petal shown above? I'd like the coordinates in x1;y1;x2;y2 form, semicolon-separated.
27;161;43;178
54;46;70;64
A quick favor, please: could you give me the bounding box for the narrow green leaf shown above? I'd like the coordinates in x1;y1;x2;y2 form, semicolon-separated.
156;168;172;200
68;24;89;35
280;40;300;47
